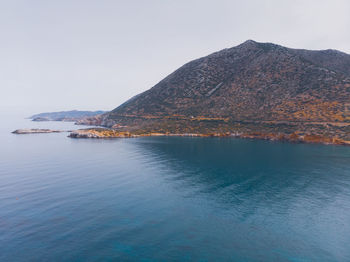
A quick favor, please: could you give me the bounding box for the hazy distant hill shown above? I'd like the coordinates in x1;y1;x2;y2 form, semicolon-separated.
30;110;106;122
79;40;350;143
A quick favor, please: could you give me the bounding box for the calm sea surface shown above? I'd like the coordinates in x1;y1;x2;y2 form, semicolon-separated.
1;112;350;261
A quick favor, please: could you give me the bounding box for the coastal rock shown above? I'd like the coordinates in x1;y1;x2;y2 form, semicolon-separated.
68;129;134;138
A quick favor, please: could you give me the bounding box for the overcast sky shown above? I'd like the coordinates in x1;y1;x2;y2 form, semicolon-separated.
1;0;349;113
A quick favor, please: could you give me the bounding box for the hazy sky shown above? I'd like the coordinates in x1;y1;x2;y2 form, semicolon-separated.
1;0;349;113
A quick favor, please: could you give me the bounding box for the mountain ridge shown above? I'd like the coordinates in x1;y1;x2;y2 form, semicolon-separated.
109;40;350;120
77;40;350;144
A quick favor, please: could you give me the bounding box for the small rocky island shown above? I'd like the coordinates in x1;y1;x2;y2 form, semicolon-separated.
12;129;63;134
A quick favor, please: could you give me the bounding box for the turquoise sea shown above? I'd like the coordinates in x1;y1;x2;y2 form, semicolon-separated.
1;112;350;261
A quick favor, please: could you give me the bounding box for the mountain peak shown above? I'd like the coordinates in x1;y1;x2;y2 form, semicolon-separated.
239;39;258;47
242;39;257;44
235;40;283;53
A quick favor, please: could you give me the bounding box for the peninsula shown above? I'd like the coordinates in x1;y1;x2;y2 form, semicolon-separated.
30;110;106;122
73;40;350;145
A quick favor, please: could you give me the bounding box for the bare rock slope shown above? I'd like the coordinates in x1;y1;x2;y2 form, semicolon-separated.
80;40;350;143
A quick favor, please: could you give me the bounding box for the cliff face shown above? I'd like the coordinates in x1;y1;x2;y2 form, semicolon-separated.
79;40;350;143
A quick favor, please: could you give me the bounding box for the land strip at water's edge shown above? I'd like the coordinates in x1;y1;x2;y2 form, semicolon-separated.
68;120;350;146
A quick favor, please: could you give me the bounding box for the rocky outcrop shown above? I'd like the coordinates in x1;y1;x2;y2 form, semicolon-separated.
69;129;135;138
75;115;105;126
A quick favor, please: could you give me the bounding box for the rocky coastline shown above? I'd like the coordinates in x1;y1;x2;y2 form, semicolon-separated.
68;128;350;146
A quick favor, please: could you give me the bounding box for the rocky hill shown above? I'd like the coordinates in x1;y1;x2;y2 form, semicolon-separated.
79;40;350;144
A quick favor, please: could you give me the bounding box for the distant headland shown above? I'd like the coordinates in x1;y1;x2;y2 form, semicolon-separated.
29;110;106;122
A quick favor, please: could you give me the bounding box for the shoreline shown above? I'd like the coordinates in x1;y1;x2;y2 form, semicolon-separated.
68;129;350;146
